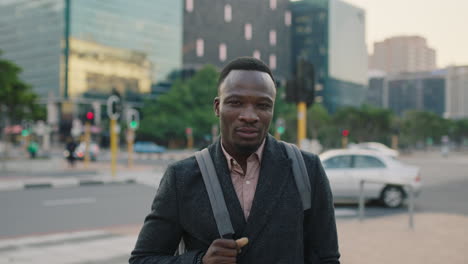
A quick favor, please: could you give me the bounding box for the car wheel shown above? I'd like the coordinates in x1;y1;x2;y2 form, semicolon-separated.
380;186;405;208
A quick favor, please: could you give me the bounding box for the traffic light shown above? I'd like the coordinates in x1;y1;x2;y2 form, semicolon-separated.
21;129;30;137
84;110;95;125
275;118;286;135
342;129;349;137
126;108;139;130
286;59;316;106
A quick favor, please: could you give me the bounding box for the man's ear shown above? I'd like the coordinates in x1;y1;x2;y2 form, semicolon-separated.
214;97;220;117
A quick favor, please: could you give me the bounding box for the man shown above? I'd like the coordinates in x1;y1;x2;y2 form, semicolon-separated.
130;57;340;263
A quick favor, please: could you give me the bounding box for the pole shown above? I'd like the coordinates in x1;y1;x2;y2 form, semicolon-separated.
392;135;399;150
64;0;71;99
187;134;193;149
127;129;134;168
409;185;414;229
83;121;91;168
342;136;348;148
297;102;307;147
274;131;281;140
110;118;118;178
359;180;365;222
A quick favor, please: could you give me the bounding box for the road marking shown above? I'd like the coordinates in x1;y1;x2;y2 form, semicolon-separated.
334;208;358;217
42;197;96;207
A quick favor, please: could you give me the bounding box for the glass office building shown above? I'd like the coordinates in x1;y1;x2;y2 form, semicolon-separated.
0;0;63;99
0;0;182;100
291;0;367;112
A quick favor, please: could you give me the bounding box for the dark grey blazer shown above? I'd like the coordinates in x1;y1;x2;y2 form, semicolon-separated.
130;135;340;263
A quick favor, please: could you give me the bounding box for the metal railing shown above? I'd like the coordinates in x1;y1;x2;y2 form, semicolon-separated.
358;179;415;229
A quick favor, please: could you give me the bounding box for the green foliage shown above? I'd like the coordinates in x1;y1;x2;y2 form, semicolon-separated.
139;65;219;145
333;104;393;144
0;51;42;122
400;110;449;146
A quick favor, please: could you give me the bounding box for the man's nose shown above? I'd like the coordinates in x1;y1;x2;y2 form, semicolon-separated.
239;105;259;123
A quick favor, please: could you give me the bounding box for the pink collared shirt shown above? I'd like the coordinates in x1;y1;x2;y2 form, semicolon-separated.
221;140;266;220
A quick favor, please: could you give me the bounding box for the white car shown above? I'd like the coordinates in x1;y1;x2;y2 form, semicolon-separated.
319;149;421;208
348;142;399;157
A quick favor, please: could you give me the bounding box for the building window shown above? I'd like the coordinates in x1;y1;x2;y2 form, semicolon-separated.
186;0;193;12
269;54;277;70
285;11;291;26
196;38;204;57
224;4;232;22
270;0;277;10
244;23;252;40
253;50;261;60
219;43;227;61
269;30;276;46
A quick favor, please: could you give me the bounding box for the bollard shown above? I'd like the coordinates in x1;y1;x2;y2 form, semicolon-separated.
359;180;365;222
408;185;414;229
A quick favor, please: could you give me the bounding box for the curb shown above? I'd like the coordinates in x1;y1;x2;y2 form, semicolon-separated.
0;177;138;192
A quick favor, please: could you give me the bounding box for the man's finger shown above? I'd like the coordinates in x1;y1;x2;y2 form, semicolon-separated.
235;237;249;248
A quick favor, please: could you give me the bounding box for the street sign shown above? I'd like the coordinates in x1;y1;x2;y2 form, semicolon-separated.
186;127;192;136
107;95;121;120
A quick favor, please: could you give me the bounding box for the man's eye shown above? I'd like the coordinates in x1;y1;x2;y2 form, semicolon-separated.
258;103;272;109
228;101;241;106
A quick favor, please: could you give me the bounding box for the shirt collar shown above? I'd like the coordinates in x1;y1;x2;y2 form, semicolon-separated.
221;138;266;171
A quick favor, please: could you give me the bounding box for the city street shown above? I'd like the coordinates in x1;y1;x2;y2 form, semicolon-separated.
0;184;155;238
0;149;467;263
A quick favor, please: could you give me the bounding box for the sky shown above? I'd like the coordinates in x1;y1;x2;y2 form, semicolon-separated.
338;0;468;68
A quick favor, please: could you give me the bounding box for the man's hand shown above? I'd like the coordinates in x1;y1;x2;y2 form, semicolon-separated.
202;237;249;264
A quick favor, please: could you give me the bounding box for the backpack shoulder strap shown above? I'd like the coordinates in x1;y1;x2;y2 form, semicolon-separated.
281;142;312;210
195;148;235;239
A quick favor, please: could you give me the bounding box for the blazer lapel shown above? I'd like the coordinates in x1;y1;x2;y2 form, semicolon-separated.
240;135;291;244
208;141;247;236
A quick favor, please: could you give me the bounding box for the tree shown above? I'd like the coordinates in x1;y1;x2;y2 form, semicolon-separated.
0;51;43;123
139;65;219;146
400;110;448;147
333;104;393;144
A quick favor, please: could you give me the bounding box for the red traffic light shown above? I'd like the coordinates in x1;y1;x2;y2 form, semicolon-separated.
86;111;94;120
342;129;349;137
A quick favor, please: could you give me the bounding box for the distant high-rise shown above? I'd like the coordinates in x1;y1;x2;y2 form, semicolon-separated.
290;0;368;112
182;0;291;81
369;36;437;74
0;0;182;100
445;66;468;119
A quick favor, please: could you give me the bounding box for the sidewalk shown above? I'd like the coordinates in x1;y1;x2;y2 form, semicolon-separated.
0;212;466;263
338;212;468;264
0;157;166;191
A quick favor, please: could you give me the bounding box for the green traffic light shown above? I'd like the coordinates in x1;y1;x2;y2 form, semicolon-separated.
129;120;138;129
21;130;29;137
277;126;285;135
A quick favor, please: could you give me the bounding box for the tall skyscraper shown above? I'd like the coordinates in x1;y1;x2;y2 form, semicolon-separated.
182;0;291;81
0;0;182;101
445;66;468;119
369;36;437;74
290;0;368;112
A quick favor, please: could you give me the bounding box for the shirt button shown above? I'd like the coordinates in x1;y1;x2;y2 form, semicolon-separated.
246;180;251;184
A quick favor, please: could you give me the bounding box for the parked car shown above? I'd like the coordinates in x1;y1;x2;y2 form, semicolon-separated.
348;142;399;157
134;141;166;153
75;142;100;161
319;149;421;208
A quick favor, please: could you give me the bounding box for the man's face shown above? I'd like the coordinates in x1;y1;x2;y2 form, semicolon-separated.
214;70;276;156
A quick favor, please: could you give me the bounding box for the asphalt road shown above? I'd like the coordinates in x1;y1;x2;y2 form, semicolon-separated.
1;150;466;239
0;183;156;238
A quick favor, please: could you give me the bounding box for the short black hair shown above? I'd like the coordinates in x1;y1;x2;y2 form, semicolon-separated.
217;57;276;91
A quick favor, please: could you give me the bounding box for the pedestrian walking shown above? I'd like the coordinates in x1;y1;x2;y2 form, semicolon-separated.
65;137;77;168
